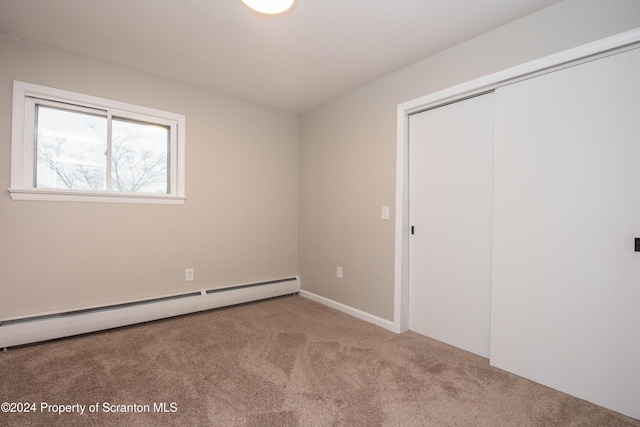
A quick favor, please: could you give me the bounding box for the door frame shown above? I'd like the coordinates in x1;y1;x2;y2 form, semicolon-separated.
392;28;640;333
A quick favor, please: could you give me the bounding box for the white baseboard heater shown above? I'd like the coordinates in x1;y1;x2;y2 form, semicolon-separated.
0;277;300;349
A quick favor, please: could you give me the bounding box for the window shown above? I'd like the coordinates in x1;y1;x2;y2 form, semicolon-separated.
10;81;186;204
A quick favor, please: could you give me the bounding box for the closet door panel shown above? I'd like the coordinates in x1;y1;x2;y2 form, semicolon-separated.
491;47;640;419
409;93;494;358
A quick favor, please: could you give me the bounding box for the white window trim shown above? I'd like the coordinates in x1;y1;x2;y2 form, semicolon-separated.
9;81;186;205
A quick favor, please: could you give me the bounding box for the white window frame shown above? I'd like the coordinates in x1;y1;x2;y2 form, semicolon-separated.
9;81;186;204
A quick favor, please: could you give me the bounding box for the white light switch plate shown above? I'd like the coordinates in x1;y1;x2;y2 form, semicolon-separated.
382;206;390;220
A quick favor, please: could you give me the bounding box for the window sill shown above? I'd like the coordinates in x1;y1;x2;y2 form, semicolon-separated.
8;188;186;205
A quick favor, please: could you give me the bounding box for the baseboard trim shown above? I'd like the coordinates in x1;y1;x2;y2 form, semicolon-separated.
299;290;396;332
0;277;300;348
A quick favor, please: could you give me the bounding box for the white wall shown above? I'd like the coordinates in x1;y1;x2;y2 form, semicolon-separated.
298;0;640;321
0;36;299;318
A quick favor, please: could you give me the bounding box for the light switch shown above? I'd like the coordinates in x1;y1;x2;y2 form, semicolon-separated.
382;206;390;220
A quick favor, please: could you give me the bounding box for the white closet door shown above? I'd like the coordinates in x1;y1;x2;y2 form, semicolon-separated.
491;47;640;419
408;92;494;358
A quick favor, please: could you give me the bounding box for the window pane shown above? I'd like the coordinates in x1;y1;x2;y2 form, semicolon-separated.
111;118;169;194
35;105;107;191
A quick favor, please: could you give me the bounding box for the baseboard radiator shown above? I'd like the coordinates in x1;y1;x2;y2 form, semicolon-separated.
0;277;300;349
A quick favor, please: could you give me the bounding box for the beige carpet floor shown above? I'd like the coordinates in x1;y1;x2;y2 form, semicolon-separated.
1;294;638;426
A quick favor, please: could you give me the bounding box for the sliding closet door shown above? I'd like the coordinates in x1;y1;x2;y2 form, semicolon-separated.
408;93;494;358
491;47;640;419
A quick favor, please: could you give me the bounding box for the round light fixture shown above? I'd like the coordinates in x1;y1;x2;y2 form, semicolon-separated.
242;0;295;15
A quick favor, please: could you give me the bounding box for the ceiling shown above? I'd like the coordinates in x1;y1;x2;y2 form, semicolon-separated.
0;0;563;113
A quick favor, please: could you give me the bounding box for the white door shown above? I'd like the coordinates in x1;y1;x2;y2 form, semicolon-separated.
408;92;494;358
491;47;640;419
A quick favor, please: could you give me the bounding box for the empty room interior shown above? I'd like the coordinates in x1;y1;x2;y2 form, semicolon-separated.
1;0;640;425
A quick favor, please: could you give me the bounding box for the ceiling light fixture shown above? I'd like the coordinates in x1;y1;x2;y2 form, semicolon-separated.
242;0;295;15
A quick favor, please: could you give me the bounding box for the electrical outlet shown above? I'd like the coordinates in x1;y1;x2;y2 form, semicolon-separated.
336;266;343;279
185;268;194;282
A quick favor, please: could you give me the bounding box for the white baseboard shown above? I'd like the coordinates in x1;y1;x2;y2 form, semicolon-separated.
299;290;396;332
0;277;300;348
